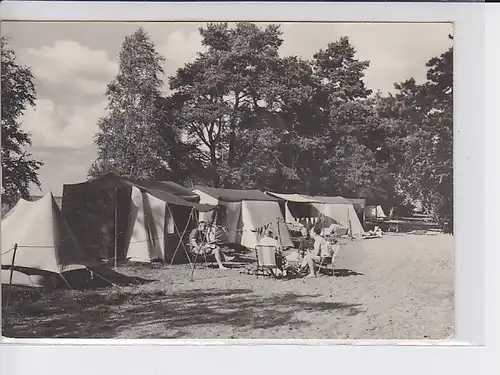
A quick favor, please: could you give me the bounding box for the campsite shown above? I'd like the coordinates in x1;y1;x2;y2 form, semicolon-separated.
1;22;454;340
1;178;454;340
2;231;453;340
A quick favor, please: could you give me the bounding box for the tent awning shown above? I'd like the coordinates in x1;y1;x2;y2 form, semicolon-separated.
266;192;322;203
126;178;200;202
313;196;353;205
63;174;215;212
192;186;278;202
140;186;215;212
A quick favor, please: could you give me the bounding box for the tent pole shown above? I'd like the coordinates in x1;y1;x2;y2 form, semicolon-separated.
3;243;18;328
276;217;284;277
114;187;118;269
348;209;353;240
190;227;208;281
362;204;366;228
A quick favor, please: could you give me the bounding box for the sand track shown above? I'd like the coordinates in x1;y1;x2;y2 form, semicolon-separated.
2;234;454;340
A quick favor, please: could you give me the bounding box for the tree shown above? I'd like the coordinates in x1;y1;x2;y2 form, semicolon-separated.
1;36;43;209
90;28;183;180
169;22;298;188
377;38;453;229
309;37;389;198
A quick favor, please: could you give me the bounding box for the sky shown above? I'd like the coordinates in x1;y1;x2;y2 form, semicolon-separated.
1;22;453;196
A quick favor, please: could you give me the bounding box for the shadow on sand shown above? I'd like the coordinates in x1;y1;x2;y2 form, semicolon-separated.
2;287;364;339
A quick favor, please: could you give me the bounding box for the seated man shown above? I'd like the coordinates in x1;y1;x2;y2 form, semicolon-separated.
189;221;229;270
299;227;329;278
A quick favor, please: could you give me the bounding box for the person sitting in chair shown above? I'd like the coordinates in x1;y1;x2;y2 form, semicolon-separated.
189;221;229;270
297;226;313;258
299;227;329;278
256;229;284;276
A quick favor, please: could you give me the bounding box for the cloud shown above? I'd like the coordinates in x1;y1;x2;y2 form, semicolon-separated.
279;22;453;94
21;99;107;149
29;146;97;196
18;40;118;98
156;30;204;90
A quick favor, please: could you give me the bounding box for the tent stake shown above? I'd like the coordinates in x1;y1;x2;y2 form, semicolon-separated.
3;243;18;328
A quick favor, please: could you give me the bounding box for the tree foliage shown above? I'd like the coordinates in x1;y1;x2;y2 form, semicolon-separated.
90;28;187;180
169;23;293;188
376;37;453;227
1;36;42;209
90;24;453;227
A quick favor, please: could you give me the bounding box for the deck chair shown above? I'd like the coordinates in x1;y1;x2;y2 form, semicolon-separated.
388;223;400;233
315;242;341;276
255;245;278;279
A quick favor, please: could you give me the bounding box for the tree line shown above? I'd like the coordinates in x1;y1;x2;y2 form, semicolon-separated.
1;23;453;230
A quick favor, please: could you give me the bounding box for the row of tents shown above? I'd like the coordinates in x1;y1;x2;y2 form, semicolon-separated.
1;174;373;283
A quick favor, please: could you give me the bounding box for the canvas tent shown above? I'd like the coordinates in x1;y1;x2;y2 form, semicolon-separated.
312;196;366;237
346;198;366;225
365;205;387;219
265;192;324;226
191;186;293;249
267;192;365;237
62;174;215;264
1;193;90;275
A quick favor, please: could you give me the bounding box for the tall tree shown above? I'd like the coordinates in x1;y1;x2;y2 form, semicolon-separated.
1;36;43;209
169;22;300;189
90;28;181;180
310;37;385;198
378;38;453;228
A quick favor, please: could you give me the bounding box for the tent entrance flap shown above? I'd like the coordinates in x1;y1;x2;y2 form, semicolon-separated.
166;204;195;266
125;188;165;263
240;200;293;249
125;187;197;264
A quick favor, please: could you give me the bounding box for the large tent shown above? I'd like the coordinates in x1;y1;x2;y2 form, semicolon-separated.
364;205;387;219
265;192;324;226
267;192;365;237
62;174;215;264
312;196;366;237
191;186;293;249
1;193;90;275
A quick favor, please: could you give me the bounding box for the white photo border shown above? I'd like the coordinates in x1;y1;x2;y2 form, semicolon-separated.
0;1;497;374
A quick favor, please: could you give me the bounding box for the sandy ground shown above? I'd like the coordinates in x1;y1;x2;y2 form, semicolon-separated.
2;234;454;340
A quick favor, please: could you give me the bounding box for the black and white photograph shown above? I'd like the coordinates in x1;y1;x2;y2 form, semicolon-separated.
1;21;454;340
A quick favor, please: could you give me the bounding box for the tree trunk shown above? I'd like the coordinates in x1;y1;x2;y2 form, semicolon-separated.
227;94;240;167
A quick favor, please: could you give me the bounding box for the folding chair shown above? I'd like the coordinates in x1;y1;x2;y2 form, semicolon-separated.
255;245;278;279
388;223;400;233
315;242;341;276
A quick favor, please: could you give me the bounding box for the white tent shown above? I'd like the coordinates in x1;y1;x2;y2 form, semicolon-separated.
265;192;323;224
192;187;293;249
365;205;387;219
1;193;89;274
312;196;365;237
267;192;365;237
124;186;214;263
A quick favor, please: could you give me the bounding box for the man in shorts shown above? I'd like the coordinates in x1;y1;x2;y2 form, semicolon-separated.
189;221;229;270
